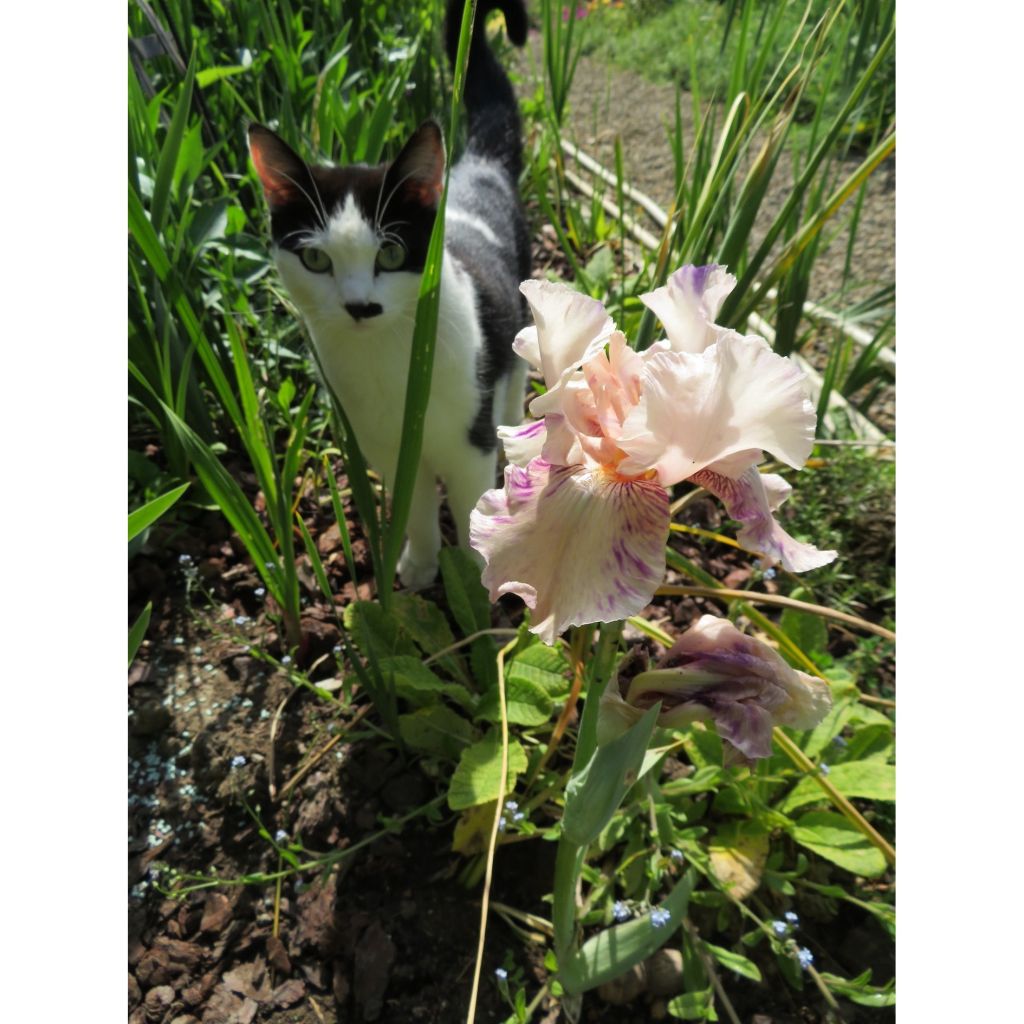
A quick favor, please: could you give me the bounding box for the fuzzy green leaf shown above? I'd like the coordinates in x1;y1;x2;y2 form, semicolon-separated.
477;674;554;727
792;811;887;877
447;730;527;810
399;704;476;760
507;642;571;697
381;655;475;712
779;761;894;813
438;546;491;635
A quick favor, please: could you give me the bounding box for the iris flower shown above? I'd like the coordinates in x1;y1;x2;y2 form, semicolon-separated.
470;265;836;645
598;615;833;761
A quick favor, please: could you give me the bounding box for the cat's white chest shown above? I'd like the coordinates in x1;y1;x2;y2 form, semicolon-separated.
307;262;483;481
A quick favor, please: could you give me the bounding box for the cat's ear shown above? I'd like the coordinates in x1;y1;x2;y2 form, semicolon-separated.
385;120;445;208
248;124;315;209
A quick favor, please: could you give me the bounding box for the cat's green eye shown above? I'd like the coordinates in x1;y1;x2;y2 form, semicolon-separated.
299;247;332;273
376;242;406;272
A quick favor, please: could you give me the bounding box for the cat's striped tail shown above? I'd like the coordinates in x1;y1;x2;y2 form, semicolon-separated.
445;0;528;181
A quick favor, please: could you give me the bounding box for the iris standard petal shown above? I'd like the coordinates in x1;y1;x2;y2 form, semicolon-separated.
639;264;737;353
469;458;670;645
616;332;817;484
518;279;616;387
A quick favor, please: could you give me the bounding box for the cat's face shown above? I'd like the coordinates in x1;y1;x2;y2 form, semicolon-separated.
249;122;445;334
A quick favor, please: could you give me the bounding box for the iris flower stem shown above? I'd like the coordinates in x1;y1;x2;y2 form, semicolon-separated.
550;622;625;995
552;837;586;978
655;584;895;642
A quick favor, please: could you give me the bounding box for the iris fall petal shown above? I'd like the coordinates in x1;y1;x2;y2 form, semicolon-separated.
470;458;670;645
691;465;837;572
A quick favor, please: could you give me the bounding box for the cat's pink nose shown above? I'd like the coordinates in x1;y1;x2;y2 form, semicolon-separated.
345;302;383;321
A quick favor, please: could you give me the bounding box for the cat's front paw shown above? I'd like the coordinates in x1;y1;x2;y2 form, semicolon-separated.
397;545;438;591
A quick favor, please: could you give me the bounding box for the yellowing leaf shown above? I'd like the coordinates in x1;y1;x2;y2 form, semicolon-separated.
709;825;769;900
452;800;499;856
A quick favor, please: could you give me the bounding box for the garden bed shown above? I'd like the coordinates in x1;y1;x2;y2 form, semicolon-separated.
129;9;895;1024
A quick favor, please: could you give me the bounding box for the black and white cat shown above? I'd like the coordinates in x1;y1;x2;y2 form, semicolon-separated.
249;0;530;589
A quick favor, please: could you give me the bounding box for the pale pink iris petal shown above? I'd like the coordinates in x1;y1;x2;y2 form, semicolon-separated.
469;459;670;645
690;466;837;572
582;331;643;441
518;279;615;387
497;418;547;467
615;332;816;483
512;323;542;372
639;264;736;353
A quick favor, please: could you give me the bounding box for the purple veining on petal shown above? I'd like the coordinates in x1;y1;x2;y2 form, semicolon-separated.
691;466;836;572
683;263;714;294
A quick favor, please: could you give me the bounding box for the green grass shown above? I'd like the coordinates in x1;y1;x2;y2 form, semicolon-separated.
574;0;894;149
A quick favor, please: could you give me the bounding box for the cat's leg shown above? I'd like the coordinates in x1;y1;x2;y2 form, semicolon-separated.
444;448;500;565
396;467;442;590
500;355;529;427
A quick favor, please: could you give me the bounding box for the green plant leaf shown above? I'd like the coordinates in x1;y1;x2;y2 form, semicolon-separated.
842;723;894;762
399;704;476;761
129;603;153;667
477;674;554;726
562;703;661;847
818;972;896;1008
390;592;455;654
703;942;762;982
780;590;830;664
792;811;888;877
438;546;490;634
150;48;197;235
778;761;894;813
344;600;416;662
380;655;475;712
128;482;190;542
196;64;252;88
447;730;527;811
665;988;716;1020
561;870;695;994
507;642;571;697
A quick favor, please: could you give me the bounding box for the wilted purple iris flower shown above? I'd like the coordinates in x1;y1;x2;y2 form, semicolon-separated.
470;265;835;645
597;616;832;761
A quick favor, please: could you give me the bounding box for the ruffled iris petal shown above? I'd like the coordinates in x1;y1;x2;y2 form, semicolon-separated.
497;418;547;467
691;466;837;572
639;263;737;353
616;332;817;483
470;458;670;645
518;279;615;387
